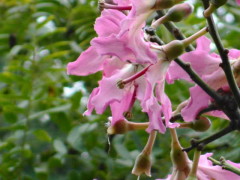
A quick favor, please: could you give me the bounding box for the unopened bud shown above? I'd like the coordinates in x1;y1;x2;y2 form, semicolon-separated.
151;3;193;29
162;40;185;60
107;119;128;135
158;27;207;60
203;0;227;17
191;116;211;132
154;0;185;10
166;3;193;22
132;152;151;177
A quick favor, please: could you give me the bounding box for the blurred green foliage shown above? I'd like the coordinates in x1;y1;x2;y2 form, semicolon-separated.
0;0;240;179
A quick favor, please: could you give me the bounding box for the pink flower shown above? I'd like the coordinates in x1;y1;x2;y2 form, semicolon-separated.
67;9;127;76
84;60;177;133
167;36;240;122
93;0;184;64
237;0;240;5
92;0;158;64
158;153;240;180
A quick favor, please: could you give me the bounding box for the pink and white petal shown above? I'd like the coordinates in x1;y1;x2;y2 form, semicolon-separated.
67;46;105;76
83;87;100;116
91;64;135;114
145;97;166;133
155;82;179;128
110;86;135;125
91;35;136;62
181;86;212;122
196;36;211;52
228;49;240;59
167;51;221;84
103;57;126;77
206;110;229;120
94;9;126;37
118;15;157;64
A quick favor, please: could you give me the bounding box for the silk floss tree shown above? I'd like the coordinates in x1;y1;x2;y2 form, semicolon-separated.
67;0;240;179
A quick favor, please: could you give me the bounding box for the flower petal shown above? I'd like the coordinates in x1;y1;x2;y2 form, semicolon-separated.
67;46;105;76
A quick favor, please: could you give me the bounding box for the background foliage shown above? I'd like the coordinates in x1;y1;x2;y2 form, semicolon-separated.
0;0;240;179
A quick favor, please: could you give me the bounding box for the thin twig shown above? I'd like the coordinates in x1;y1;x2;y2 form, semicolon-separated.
202;0;240;108
208;157;240;175
183;125;235;152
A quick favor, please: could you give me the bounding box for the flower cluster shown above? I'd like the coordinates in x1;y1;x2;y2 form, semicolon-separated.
68;0;207;133
67;0;240;179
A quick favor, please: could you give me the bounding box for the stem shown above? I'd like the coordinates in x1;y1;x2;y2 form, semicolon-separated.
156;10;194;52
183;125;235;152
174;58;222;103
203;3;216;17
151;16;168;29
188;150;201;178
182;27;208;47
208;157;240;176
202;0;240;108
128;122;149;131
142;131;157;155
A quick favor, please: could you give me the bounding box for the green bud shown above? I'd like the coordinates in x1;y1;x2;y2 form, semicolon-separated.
159;27;207;60
190;116;211;132
166;3;193;22
162;40;185;60
154;0;185;10
171;143;190;170
132;152;151;177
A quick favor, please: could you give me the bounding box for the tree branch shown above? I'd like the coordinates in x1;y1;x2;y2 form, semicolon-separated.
202;0;240;108
182;125;235;152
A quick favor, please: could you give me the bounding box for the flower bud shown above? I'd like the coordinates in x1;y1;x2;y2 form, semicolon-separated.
154;0;185;10
190;116;211;132
165;3;193;22
162;40;185;60
157;27;207;60
203;0;227;17
107;119;128;135
132;152;151;177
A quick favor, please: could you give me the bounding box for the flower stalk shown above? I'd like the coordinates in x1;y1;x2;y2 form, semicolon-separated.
186;150;201;180
132;131;157;177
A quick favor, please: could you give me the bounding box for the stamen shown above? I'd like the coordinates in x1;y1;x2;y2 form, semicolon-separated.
124;111;133;119
116;65;151;89
118;65;152;89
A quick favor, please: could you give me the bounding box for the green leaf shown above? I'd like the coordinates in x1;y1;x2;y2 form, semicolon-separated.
53;139;67;154
33;129;52;142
